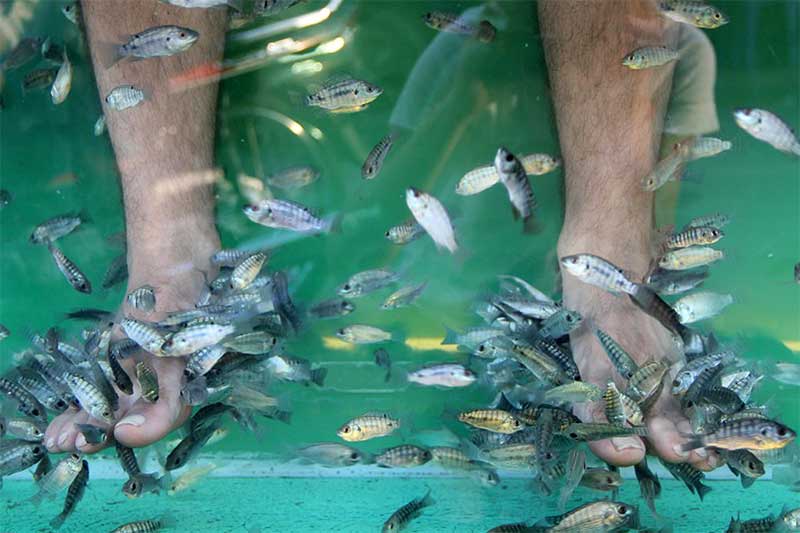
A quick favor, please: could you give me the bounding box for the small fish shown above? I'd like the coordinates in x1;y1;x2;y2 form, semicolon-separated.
121;318;166;354
50;50;72;105
111;516;174;533
795;262;800;284
660;459;711;500
456;153;560;196
0;324;9;341
544;500;639;532
641;141;690;191
634;459;661;515
664;226;724;249
382;490;435;532
336;324;393;344
123;472;168;498
658;0;729;28
75;424;108;446
165;423;218;471
31;453;83;505
495;147;537;226
31;212;85;244
337;413;399;442
309;297;355;319
681;418;796;452
254;0;305;17
628;359;669;410
22;68;58;92
305;77;382;112
579;468;624;491
442;326;505;350
162;322;235;356
243;199;333;233
362;134;394;179
683;212;731;231
659;246;724;270
136;361;160;403
105;85;146;111
230;252;268;290
673;291;734;324
406;187;458;253
560;254;637;295
266;166;319;190
5;418;46;442
375;445;432;468
374;348;392;382
566;422;648;442
0;440;46;481
622;46;679;69
126;285;157;312
0;190;10;207
646;267;708;295
222;331;276;354
61;3;80;24
338;269;399;297
385;220;425;244
64;373;114;423
543;381;602;404
381;282;427;310
537;309;583;340
2;37;43;70
162;0;242;9
168;463;217;494
115;26;199;63
777;507;800;530
724;449;765;487
265;354;326;386
94;115;107;136
687;136;732;160
423;11;496;43
0;378;45;420
103;253;129;288
408;363;475;388
458;409;523;434
50;459;88;529
734;108;800;156
604;382;627;426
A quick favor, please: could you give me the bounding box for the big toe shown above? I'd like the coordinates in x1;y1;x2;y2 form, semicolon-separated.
114;357;191;448
575;403;645;467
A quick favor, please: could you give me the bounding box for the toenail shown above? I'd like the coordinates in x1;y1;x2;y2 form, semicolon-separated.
46;437;56;450
694;447;708;459
708;452;722;468
75;434;87;449
672;444;689;459
57;433;70;447
116;414;146;428
611;437;644;452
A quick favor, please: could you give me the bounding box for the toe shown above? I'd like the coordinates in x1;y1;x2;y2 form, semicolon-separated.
53;411;90;453
647;414;689;463
587;437;646;467
114;357;191;448
44;407;80;452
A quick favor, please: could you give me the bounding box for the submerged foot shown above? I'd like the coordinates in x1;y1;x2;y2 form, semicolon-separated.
44;251;216;454
558;233;720;470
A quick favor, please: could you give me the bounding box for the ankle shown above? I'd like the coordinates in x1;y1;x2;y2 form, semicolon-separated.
558;222;653;281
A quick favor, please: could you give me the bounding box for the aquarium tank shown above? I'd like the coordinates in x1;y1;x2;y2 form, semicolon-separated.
1;0;799;531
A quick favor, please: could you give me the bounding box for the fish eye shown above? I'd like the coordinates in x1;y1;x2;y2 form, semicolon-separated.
513;419;521;427
350;452;359;460
569;432;578;439
56;400;67;409
33;446;42;454
627;55;635;61
367;87;373;93
505;153;514;162
166;37;170;41
353;89;359;95
617;505;628;515
343;284;351;291
384;231;390;237
343;426;350;433
714;12;720;19
565;315;573;322
31;408;40;417
777;427;787;436
760;428;769;436
607;477;614;483
183;369;192;377
341;301;350;309
748;461;756;469
387;524;394;530
337;329;345;335
180;32;186;38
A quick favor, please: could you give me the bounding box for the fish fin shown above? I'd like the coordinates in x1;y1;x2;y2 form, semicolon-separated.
384;370;392;383
391;330;406;344
740;475;756;488
310;367;327;387
419;488;435;508
159;512;177;529
50;514;66;529
324;213;342;234
272;409;292;425
96;40;125;70
695;481;712;501
441;326;459;345
522;215;542;235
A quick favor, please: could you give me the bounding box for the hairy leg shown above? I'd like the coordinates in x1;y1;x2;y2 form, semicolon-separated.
44;0;226;453
539;0;717;470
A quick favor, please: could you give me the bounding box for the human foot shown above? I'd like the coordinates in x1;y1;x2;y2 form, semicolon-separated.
558;232;720;471
44;235;219;454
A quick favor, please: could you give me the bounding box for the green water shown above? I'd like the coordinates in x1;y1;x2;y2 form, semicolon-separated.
1;0;800;531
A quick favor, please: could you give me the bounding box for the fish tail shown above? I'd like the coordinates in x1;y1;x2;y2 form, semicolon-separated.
310;368;327;387
383;369;392;383
695;481;712;501
476;20;496;43
325;213;342;234
441;326;459;345
273;409;292;425
97;40;124;70
158;512;177;529
29;491;44;507
49;514;66;529
418;488;435;508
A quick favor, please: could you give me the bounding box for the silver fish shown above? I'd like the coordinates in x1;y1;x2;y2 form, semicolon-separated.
161;0;242;9
658;0;729;29
406;187;458;253
673;291;734;324
385;220;424;244
266;166;319;190
115;26;199;62
305;77;382;113
308;298;355;319
31;453;83;505
243;199;333;233
494;147;537;225
338;269;399;297
381;282;427;310
30;212;85;244
407;363;475;388
47;243;91;293
336;324;393;344
423;11;496;43
126;285;157;312
61;3;80;24
734;108;800;156
295;443;365;467
105;85;146;111
50;50;72;105
560;254;637;295
362;134;394;179
94;115;107;136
